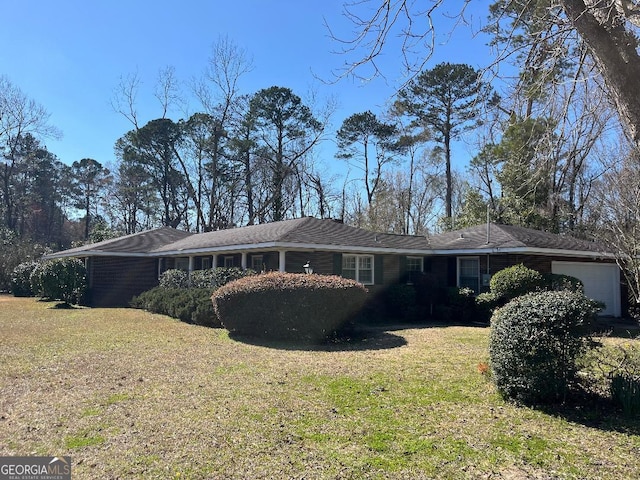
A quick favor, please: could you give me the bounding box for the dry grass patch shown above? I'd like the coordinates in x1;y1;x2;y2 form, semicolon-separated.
1;294;639;479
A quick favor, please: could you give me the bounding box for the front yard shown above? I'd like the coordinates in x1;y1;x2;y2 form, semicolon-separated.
1;295;639;479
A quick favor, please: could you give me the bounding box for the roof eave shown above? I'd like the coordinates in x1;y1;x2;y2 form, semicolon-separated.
430;246;614;258
151;241;433;256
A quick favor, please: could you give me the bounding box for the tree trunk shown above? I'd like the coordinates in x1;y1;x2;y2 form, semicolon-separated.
562;0;640;146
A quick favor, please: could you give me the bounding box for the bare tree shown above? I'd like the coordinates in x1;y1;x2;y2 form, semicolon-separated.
594;148;640;317
1;75;61;232
330;0;640;146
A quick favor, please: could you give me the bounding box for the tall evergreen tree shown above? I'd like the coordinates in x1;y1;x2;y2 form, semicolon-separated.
396;63;491;223
249;86;323;222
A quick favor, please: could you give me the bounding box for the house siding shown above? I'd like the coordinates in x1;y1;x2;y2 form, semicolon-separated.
87;256;158;307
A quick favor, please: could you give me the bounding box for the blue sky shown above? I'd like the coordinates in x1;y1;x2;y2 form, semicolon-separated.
2;0;492;172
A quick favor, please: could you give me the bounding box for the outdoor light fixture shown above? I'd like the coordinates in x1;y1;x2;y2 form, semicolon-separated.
303;262;313;274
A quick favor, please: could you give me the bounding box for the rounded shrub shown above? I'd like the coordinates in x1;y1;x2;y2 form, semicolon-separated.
489;290;601;405
159;269;189;289
489;264;546;302
36;258;87;305
212;272;368;341
11;260;39;297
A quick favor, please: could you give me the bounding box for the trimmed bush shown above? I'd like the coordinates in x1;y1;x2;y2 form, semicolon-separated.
543;273;584;293
159;269;189;289
35;258;87;305
11;261;39;297
212;272;368;341
489;290;601;405
489;264;545;301
190;267;256;289
131;287;219;327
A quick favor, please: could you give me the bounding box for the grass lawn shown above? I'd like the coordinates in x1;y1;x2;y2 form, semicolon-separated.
1;295;639;479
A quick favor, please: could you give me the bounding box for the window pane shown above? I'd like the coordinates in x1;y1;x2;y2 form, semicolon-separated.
343;256;356;270
358;256;373;284
459;258;479;292
358;256;372;270
251;255;263;271
342;255;357;280
358;268;373;284
406;257;423;272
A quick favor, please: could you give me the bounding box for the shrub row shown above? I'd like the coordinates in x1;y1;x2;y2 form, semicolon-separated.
11;258;87;305
131;267;255;326
159;267;255;289
131;288;218;327
212;272;368;341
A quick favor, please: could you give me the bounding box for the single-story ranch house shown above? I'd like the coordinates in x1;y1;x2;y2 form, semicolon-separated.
46;216;624;316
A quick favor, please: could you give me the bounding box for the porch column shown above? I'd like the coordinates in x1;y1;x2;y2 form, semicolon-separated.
212;254;217;269
241;252;247;270
278;250;286;272
157;258;162;279
188;256;195;287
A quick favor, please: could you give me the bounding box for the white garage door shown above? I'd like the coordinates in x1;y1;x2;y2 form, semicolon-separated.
551;261;621;317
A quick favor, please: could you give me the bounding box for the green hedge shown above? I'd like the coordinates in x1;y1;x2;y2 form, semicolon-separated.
476;265;584;323
212;272;368;341
489;264;545;301
10;260;39;297
29;258;87;305
131;288;218;327
489;290;601;405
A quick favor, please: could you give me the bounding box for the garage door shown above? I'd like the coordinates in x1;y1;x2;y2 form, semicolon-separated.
551;261;621;317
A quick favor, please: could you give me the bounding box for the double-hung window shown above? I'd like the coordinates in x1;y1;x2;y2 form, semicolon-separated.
458;257;480;293
251;255;264;272
406;256;424;284
342;255;374;285
174;257;189;272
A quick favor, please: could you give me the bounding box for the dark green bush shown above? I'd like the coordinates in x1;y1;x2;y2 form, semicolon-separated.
384;284;417;319
159;269;189;289
611;374;640;417
131;287;219;327
543;273;584;293
11;261;39;297
190;267;255;289
212;272;368;341
489;264;545;301
489;290;601;405
475;291;501;322
34;258;87;305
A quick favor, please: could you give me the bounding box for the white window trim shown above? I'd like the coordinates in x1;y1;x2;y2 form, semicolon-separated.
405;256;424;284
457;256;480;292
251;255;264;272
343;254;375;285
224;256;235;268
174;257;189;272
406;256;424;272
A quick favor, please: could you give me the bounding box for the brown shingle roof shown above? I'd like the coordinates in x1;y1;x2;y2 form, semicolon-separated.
428;223;608;253
46;218;611;259
152;217;431;254
46;227;194;258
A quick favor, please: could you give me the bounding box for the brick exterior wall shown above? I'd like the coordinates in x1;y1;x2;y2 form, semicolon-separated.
88;256;159;307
